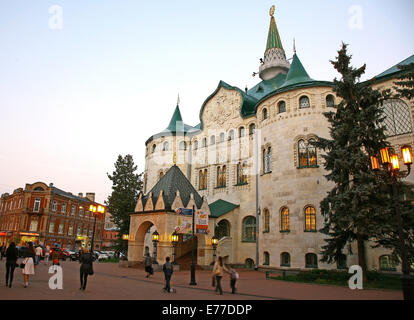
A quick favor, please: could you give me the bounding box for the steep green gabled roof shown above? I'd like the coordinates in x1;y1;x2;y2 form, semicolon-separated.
142;165;203;211
166;105;184;132
280;53;314;88
209;199;239;218
266;16;284;52
373;54;414;82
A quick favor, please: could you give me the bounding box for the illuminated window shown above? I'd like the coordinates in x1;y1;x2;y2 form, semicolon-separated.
242;216;256;242
379;255;397;271
305;206;316;232
298;139;317;168
281;207;289;232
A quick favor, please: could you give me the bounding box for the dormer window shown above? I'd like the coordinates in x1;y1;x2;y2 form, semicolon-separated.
299;96;310;109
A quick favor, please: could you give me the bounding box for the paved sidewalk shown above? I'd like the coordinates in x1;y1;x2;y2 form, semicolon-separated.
0;260;403;300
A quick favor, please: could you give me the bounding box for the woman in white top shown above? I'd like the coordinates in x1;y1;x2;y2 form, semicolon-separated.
22;242;35;287
212;256;228;295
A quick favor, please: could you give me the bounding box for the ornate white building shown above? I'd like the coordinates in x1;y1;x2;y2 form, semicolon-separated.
128;7;414;272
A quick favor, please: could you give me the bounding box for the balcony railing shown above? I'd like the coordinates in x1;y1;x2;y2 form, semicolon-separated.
26;208;44;215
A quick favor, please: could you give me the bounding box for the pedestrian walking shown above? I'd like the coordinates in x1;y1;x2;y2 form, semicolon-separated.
227;265;239;294
35;245;43;265
79;248;94;290
51;248;60;266
22;242;35;288
5;242;18;288
44;245;50;265
162;257;174;293
0;244;5;260
144;253;153;278
212;256;228;295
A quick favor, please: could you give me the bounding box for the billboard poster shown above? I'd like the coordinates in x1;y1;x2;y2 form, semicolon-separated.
175;208;192;234
195;210;209;234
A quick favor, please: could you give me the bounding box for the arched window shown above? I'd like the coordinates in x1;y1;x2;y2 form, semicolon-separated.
162;141;169;151
239;127;245;138
298;139;318;168
299;96;310;109
222;165;226;187
280;207;289;232
263;252;270;265
199;170;205;190
263;147;272;174
263;108;268;120
215;220;230;239
204;169;208;189
242;216;256;242
281;252;290;267
245;258;255;269
202;138;207;148
179;141;187;150
193;140;198;150
326;94;335;108
337;254;347;269
305;253;318;268
216;166;226;188
228;130;235;141
305;206;316;232
152;144;156;153
216;166;221;187
382;99;413;137
263;209;270;233
237;162;248;185
379;255;397;271
278;101;286;114
249;123;256;135
219;133;225;143
210;135;216;145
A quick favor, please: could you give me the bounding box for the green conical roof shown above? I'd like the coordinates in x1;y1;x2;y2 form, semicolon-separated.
166;105;185;132
280;54;313;88
266;16;284;52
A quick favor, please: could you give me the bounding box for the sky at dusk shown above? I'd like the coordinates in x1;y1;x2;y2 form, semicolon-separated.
1;0;413;203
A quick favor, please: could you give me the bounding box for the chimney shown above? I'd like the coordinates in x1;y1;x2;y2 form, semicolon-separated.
86;192;95;202
78;193;83;198
49;183;54;187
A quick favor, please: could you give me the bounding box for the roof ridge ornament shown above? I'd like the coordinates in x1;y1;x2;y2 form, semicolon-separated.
270;5;275;17
293;38;296;54
177;93;180;106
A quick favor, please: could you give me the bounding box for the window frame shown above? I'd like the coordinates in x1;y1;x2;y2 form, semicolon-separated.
280;207;290;232
304;206;317;232
278;100;286;114
305;253;318;268
299;96;310;109
281;252;291;267
242;216;257;242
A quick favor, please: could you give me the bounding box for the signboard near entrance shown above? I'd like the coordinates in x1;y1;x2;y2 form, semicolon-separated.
175;208;209;235
195;210;209;234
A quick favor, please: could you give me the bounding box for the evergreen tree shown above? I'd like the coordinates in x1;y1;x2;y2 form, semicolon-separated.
314;43;390;279
394;63;414;100
106;154;143;255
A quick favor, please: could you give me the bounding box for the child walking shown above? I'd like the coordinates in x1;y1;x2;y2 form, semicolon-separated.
227;265;239;294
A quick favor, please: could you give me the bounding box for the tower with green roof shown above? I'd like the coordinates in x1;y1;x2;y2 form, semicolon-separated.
259;5;290;81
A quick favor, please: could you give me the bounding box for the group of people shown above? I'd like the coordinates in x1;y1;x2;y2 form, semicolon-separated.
144;252;238;295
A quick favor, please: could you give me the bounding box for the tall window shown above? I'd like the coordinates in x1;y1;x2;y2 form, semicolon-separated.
58;223;64;234
199;169;208;190
30;220;38;232
68;225;73;236
52;201;57;211
219;133;225;143
263;108;268;120
298;139;317;168
381;99;413;137
263;252;270;265
179;141;187;150
305;206;316;232
152;144;156;153
18;199;22;208
210;136;216;145
202;138;207;148
237;162;248;185
33;198;41;212
299;96;310;109
263;209;270;233
228;130;235;141
281;207;289;231
79;207;84;217
216;166;226;188
193;140;198;150
239;127;245;138
305;253;318;268
281;252;290;267
49;222;55;233
278;101;286;114
242;216;256;242
379;255;397;271
163;141;169;151
76;226;81;236
249;123;256;135
263;147;272;174
215;220;230;239
71;205;76;215
326;94;335;107
61;203;66;213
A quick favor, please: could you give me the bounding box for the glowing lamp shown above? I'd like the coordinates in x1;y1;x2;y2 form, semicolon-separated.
401;146;413;166
370;156;380;171
152;230;159;242
89;204;97;213
171;232;179;244
380;148;391;165
390;154;400;171
122;234;129;240
211;236;219;247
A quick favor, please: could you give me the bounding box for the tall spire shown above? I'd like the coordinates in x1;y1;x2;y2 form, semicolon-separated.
166;104;184;132
259;5;290;81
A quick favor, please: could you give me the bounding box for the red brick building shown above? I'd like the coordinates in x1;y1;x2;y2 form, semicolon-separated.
0;182;105;250
102;228;119;249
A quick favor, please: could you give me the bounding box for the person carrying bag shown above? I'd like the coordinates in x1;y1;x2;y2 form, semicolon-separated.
79;248;94;290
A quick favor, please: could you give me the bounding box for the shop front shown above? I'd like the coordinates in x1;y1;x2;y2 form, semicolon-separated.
75;235;89;250
19;232;40;246
0;231;13;246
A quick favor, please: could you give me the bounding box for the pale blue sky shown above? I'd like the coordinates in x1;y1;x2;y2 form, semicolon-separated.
0;0;413;203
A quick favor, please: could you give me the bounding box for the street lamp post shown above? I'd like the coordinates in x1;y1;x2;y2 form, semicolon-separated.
89;204;105;257
152;230;159;264
371;146;414;300
189;205;197;285
171;231;179;265
211;235;219;265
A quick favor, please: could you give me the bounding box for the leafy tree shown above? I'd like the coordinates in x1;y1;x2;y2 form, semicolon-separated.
106;154;143;256
394;63;414;100
313;43;391;279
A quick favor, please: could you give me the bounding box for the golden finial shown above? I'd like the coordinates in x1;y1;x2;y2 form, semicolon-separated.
173;152;177;165
269;5;275;17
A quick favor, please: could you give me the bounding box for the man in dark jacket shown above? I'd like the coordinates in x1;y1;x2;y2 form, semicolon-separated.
162;257;174;293
79;248;94;290
5;242;18;287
